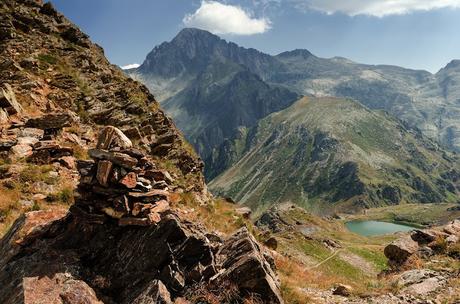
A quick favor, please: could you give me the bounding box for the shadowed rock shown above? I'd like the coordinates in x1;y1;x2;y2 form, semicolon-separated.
0;126;283;304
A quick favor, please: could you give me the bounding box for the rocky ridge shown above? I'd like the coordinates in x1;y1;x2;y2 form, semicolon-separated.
0;1;284;303
0;0;206;233
0;126;284;304
0;0;202;176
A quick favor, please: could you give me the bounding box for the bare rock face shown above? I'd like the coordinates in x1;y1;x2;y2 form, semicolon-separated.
396;269;446;296
0;127;283;304
24;273;103;304
213;228;284;304
131;280;172;304
0;83;22;115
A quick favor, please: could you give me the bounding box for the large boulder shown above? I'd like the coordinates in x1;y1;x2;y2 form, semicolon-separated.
96;126;133;150
213;228;284;304
411;229;447;244
384;236;419;264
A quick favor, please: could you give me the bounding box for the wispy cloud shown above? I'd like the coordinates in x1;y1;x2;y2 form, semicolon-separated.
289;0;460;17
183;1;271;35
121;63;140;70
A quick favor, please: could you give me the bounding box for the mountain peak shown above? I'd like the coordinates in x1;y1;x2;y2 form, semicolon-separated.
276;49;314;59
443;59;460;70
173;27;220;42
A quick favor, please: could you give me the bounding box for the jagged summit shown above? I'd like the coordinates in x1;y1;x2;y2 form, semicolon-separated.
173;27;221;42
276;49;315;59
136;26;281;80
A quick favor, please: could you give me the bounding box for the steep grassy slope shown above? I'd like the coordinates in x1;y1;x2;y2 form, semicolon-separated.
210;97;460;215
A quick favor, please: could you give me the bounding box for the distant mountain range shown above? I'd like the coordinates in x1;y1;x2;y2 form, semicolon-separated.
128;28;460;212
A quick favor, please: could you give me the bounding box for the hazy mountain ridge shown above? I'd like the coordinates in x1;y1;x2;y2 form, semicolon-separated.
131;28;460;153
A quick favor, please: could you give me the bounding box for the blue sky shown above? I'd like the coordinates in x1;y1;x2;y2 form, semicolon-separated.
50;0;460;73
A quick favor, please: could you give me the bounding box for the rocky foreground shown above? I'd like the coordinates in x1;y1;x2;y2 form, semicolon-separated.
0;126;283;304
0;1;283;302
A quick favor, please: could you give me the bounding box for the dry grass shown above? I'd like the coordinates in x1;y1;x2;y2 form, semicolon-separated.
0;163;77;236
275;254;339;303
0;187;22;235
172;193;252;235
185;281;242;304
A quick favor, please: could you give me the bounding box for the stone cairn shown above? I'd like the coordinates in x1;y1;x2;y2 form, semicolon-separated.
74;126;173;226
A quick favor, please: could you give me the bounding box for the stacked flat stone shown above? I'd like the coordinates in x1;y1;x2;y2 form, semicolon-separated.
75;126;173;226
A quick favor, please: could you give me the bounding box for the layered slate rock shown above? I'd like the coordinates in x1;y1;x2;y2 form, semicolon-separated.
0;0;204;179
0;127;283;304
0;83;22;115
213;228;284;303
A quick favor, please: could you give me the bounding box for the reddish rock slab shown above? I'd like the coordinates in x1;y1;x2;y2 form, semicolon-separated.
24;273;103;304
151;200;170;214
89;149;138;169
96;160;113;187
128;189;170;199
58;155;76;169
148;212;162;224
119;172;137;188
144;169;174;184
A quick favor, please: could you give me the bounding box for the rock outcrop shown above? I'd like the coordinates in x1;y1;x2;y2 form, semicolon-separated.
0;1;283;302
384;220;460;265
384;236;419;264
0;0;203;178
0;127;284;304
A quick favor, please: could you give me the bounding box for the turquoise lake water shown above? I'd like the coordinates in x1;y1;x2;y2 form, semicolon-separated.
345;220;415;236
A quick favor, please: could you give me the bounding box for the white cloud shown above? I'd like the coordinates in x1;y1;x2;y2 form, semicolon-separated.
121;63;140;70
183;1;271;35
290;0;460;17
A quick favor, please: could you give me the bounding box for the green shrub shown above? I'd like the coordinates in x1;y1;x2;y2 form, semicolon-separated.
58;187;74;204
37;53;58;65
